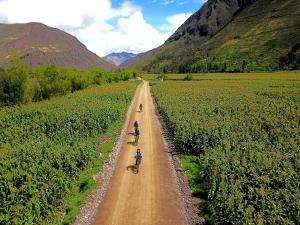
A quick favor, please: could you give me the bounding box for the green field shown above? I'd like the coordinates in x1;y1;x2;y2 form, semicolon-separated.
142;71;300;80
0;82;136;224
150;72;300;224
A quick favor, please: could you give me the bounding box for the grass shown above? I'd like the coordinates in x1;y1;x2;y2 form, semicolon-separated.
179;154;212;223
179;154;203;197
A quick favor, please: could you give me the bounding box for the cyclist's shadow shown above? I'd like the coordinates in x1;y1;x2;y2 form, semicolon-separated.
126;164;139;174
127;141;136;146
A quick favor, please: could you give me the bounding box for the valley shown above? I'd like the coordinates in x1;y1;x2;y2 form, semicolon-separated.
0;0;299;224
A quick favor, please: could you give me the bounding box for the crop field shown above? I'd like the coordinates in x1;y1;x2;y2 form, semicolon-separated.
150;72;300;224
0;82;136;224
142;71;300;81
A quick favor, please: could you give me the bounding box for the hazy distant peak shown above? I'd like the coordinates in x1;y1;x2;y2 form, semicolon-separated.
104;52;137;66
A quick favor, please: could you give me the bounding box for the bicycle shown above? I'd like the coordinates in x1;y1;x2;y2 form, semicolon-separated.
135;149;143;173
135;157;141;173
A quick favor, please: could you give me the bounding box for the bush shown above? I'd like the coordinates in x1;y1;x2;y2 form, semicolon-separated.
183;74;193;81
0;57;28;105
156;73;166;80
38;65;71;98
24;79;42;102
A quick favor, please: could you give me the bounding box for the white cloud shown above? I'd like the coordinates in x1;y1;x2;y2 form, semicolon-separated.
0;0;192;57
160;13;192;32
75;11;171;55
151;0;177;5
161;0;175;5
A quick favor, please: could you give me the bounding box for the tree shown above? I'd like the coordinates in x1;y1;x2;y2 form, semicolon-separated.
242;60;247;72
0;56;29;105
38;64;71;98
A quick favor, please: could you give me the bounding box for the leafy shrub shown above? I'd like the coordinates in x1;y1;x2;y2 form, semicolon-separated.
37;64;71;98
156;73;166;80
25;79;43;102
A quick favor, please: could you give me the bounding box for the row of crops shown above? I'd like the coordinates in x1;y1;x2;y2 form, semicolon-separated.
0;82;136;224
150;73;300;225
142;71;299;81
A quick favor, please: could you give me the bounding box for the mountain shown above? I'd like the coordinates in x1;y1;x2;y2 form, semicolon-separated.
119;50;155;68
0;22;116;70
131;0;300;72
104;52;137;66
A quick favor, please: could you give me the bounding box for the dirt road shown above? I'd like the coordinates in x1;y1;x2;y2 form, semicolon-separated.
91;81;186;225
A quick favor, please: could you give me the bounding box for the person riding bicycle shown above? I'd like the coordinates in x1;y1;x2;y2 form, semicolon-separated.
139;103;143;112
134;127;140;145
135;149;143;166
134;120;139;129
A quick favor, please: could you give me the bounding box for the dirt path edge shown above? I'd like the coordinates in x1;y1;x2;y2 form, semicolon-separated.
149;85;203;225
71;83;141;225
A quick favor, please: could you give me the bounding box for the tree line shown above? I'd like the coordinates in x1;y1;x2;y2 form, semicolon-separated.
0;56;135;106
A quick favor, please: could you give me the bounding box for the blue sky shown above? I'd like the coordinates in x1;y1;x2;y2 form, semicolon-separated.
0;0;205;56
111;0;203;30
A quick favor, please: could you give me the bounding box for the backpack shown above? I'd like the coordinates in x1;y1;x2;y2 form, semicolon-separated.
135;128;140;136
136;152;142;159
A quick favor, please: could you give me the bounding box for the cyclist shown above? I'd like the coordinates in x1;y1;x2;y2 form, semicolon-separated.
139;104;143;112
134;120;139;130
134;126;140;145
135;149;143;166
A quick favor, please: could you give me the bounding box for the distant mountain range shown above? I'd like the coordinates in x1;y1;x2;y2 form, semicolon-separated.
103;51;154;69
131;0;300;72
104;52;137;66
119;50;154;69
0;22;116;70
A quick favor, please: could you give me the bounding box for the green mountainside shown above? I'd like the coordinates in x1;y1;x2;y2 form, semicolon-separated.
131;0;300;72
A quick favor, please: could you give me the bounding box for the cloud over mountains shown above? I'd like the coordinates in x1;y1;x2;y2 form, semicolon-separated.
0;0;191;56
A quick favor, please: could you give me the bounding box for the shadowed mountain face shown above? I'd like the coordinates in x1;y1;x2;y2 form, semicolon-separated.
131;0;300;72
167;0;257;43
0;23;116;70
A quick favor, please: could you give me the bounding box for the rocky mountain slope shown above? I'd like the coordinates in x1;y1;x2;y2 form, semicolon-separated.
131;0;300;72
0;23;116;70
